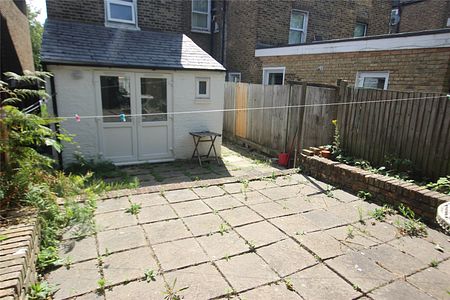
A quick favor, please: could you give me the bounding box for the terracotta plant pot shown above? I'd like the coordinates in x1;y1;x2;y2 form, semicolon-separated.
321;150;331;158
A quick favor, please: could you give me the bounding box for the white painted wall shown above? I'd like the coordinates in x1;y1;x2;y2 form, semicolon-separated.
47;65;225;166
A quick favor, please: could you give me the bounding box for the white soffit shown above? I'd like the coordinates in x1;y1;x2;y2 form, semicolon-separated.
255;31;450;57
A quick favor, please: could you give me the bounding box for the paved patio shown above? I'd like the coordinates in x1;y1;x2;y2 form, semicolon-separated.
111;143;281;187
47;170;450;300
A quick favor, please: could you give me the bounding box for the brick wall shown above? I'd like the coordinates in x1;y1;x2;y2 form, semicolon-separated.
398;0;450;32
0;0;34;75
258;47;450;93
45;0;224;62
301;155;450;224
225;0;391;83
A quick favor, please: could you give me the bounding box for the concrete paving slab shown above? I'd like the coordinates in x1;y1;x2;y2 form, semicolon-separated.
171;200;211;217
95;210;138;231
327;252;397;292
408;267;450;299
47;259;100;299
219;206;264;227
59;236;98;263
221;182;248;194
325;225;379;251
203;195;244;211
289;264;361;300
235;221;286;248
193;186;226;198
215;253;279;292
105;277;166;300
258;186;300;201
164;189;199;203
96;197;130;214
97;226;146;255
197;231;248;260
295;231;350;260
257;239;317;276
142;219;191;244
129;193;167;207
364;244;426;276
164;263;231;299
302;209;348;230
183;213;224;236
270;214;320;236
370;280;433;300
152;238;208;271
249;201;292;219
354;221;400;243
232;191;271;205
389;237;450;264
248;180;279;190
103;247;157;286
137;205;178;224
239;283;302;300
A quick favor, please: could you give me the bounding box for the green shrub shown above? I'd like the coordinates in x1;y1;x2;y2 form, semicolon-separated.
426;176;450;195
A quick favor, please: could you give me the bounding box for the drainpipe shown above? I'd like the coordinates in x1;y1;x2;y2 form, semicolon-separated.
43;64;63;168
210;0;216;56
221;0;227;65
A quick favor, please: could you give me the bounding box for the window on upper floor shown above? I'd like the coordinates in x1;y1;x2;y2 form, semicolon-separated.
354;22;368;37
106;0;136;25
192;0;211;33
289;10;308;44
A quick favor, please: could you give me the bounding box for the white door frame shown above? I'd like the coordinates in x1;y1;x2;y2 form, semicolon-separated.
94;70;174;164
135;72;174;161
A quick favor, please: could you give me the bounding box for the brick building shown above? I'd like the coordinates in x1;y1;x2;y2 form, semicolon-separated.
390;0;450;33
224;0;392;83
0;0;34;78
256;29;450;93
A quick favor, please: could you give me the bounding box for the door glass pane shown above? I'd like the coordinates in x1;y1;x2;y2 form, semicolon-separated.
268;72;284;85
193;0;208;12
192;12;208;29
100;76;131;122
290;11;305;29
289;30;302;44
110;3;133;21
141;78;167;122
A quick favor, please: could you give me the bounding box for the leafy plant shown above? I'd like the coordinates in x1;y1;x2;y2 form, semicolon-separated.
219;223;230;235
395;204;427;237
357;207;365;224
331;119;342;158
97;278;107;294
429;260;439;268
285;278;294;291
0;234;8;242
126;203;141;215
247;241;256;252
357;190;372;201
426;176;450;195
369;205;395;221
144;269;156;282
325;185;334;198
164;278;189;300
28;281;58;300
346;226;355;239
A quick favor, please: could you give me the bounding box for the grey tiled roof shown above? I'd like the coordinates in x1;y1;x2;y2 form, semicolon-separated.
41;20;225;71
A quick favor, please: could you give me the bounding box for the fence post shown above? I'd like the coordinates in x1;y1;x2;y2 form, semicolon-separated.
294;81;307;167
336;79;348;150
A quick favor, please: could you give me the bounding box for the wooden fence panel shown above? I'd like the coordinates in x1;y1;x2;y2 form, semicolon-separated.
235;83;247;138
338;87;450;179
223;83;235;136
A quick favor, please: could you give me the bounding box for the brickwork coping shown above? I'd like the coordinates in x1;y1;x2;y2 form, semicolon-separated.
300;155;450;225
0;211;40;300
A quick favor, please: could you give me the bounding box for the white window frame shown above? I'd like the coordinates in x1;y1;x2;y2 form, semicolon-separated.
356;71;390;90
106;0;136;25
289;10;308;44
262;67;286;85
195;77;210;99
191;0;211;33
228;72;241;83
354;22;368;37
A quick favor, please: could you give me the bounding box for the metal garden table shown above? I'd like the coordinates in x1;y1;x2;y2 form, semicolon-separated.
189;131;221;167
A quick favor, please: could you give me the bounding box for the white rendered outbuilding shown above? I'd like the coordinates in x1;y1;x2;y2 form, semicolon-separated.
42;20;226;166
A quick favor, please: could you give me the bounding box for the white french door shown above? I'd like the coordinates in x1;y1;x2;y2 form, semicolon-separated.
95;71;173;164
